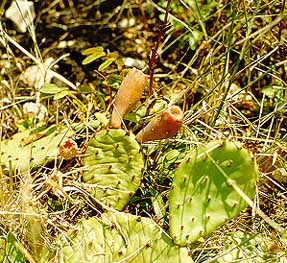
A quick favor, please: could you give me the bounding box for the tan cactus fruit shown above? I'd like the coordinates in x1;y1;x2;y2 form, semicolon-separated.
59;138;78;160
135;105;183;143
110;68;147;128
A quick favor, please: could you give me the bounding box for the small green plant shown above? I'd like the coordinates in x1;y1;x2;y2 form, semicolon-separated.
38;138;259;262
0;67;261;262
81;46;123;71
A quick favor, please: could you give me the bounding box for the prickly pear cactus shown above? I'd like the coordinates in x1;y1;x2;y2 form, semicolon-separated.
82;129;144;211
169;141;258;246
49;211;193;263
0;125;73;173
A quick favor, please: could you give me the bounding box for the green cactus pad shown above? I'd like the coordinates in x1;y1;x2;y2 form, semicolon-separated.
51;211;193;263
169;141;258;246
82;129;144;211
0;125;73;173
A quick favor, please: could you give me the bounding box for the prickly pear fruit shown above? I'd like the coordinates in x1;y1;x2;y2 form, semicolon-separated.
0;125;73;173
51;211;193;263
59;138;78;160
82;129;144;211
110;68;147;128
136;105;183;143
169;141;258;246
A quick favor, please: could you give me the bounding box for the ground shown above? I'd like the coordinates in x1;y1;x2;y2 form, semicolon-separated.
0;0;287;262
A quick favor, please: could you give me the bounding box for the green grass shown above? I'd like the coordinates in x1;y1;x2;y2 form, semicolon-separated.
1;0;287;262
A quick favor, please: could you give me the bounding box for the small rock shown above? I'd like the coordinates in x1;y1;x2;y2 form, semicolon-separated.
23;102;48;120
20;58;54;89
5;1;36;33
122;57;146;69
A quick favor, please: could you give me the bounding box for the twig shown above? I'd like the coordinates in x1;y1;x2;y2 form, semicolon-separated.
148;0;172;96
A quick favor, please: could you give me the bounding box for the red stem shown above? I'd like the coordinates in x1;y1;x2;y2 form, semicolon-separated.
149;0;172;97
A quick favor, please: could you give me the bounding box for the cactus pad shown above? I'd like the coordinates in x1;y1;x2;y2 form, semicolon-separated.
169;141;258;246
82;129;144;210
0;125;73;173
52;211;193;263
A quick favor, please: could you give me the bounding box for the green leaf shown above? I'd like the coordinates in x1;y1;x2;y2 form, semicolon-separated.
152;194;166;220
149;99;168;115
81;46;104;55
189;29;204;50
115;58;124;70
41;84;69;94
98;57;116;71
107;74;122;86
0;125;73;173
53;90;74;100
82;50;106;65
94;112;109;126
124;112;138;123
48;198;64;211
77;85;95;94
82;129;144;210
6;232;25;263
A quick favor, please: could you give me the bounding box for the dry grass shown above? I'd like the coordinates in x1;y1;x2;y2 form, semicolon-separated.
1;0;287;262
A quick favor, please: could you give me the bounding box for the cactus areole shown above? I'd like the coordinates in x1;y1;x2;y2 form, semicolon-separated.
169;141;258;246
136;105;183;143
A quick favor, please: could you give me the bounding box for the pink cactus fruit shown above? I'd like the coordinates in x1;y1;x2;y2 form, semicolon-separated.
135;105;184;143
110;68;147;128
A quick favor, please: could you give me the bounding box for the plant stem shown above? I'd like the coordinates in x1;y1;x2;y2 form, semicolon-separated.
148;0;172;96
